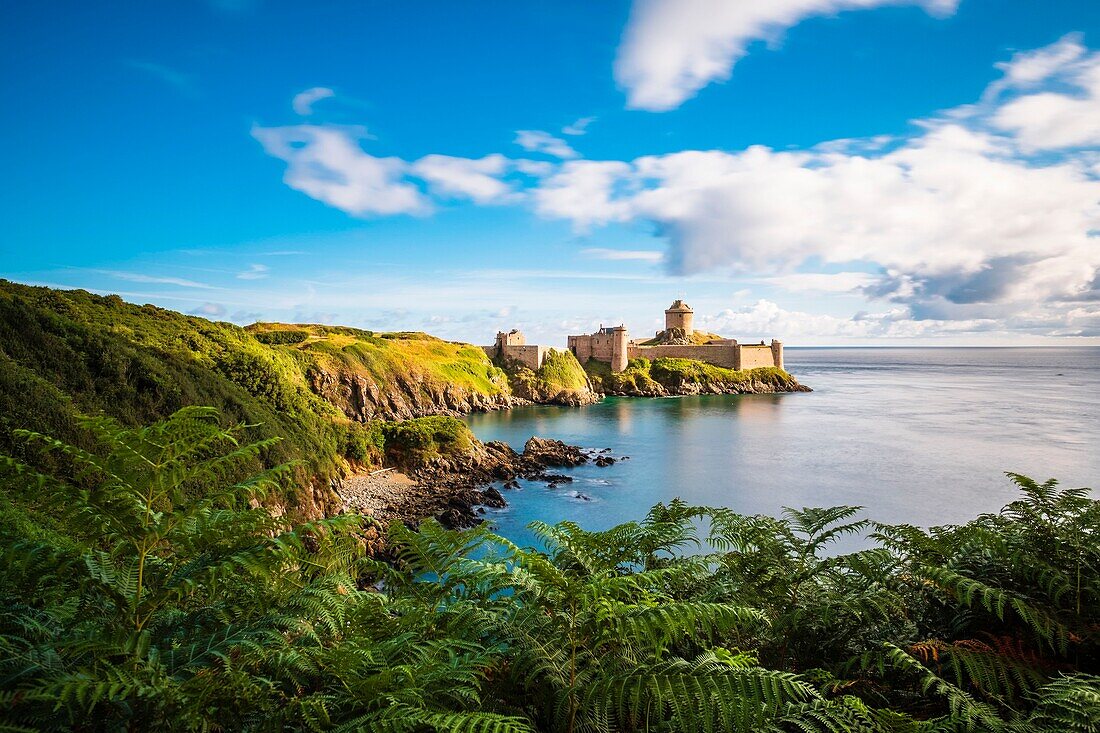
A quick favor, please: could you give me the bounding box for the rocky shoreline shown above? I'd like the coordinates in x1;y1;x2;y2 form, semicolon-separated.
336;437;622;538
601;377;813;398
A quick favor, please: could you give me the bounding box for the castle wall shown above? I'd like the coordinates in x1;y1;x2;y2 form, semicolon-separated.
629;343;740;369
738;345;775;369
501;344;548;371
569;330;626;368
482;343;548;370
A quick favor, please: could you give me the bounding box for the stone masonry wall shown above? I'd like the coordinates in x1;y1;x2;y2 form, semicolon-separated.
480;344;548;370
738;345;775;369
502;344;548;370
628;343;740;369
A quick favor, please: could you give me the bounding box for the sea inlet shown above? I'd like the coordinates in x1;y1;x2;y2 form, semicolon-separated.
465;347;1100;547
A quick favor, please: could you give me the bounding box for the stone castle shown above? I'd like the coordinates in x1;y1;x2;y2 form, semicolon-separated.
485;300;784;374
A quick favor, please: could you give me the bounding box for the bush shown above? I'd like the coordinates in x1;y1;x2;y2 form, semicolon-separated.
341;420;385;463
254;329;309;345
380;415;474;469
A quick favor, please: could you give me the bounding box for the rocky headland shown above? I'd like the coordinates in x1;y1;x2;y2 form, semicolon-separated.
585;358;811;398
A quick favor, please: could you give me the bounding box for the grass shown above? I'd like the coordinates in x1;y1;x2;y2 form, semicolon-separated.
257;323;510;398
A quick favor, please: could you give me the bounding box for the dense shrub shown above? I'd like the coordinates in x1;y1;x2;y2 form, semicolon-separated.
253;329;309;345
380;415;474;469
340;420;385;463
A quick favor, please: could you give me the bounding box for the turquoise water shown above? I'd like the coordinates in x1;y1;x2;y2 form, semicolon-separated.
464;348;1100;546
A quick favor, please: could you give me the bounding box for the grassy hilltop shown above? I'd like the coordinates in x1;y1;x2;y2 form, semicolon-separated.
0;281;512;516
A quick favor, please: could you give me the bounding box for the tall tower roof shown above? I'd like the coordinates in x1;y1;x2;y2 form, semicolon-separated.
665;299;692;313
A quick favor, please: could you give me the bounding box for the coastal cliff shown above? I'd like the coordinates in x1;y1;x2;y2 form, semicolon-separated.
248;324;523;421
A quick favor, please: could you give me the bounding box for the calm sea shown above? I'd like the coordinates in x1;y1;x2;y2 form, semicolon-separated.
464;347;1100;546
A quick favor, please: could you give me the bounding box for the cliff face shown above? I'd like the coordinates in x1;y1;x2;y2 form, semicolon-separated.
307;364;520;421
247;324;521;422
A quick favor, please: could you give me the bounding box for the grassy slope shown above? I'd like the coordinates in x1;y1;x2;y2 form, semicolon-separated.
0;282;508;519
250;323;510;404
0;282;353;513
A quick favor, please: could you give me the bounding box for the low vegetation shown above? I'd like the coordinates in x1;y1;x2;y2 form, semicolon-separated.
379;415;476;470
1;408;1097;731
265;323;512;411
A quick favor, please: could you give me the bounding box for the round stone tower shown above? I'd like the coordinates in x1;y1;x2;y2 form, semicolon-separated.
664;299;694;336
610;325;629;373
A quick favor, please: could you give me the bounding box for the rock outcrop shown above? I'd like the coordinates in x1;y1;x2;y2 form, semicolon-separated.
308;367;523;422
336;435;623;535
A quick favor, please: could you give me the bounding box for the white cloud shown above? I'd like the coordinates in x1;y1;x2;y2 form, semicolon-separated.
193;302;228;317
251;124;430;216
562;116;596;136
292;86;335;115
699;299;998;340
532;41;1100;336
991;34;1086;91
514;159;555;177
237;263;269;280
515;130;579;159
991;39;1100;151
762;272;879;293
614;0;958;111
410;154;512;203
533;160;634;228
534;129;1100;310
104;270;215;289
581;248;664;262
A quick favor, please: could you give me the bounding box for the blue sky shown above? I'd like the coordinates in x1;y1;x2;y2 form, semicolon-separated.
3;0;1100;345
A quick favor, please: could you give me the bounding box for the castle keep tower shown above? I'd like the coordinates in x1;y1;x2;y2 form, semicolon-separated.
664;300;694;336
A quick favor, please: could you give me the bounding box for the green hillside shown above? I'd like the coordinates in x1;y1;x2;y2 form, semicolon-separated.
0;281;510;517
248;322;512;420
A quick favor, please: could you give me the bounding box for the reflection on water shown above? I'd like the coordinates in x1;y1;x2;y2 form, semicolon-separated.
464;347;1100;548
